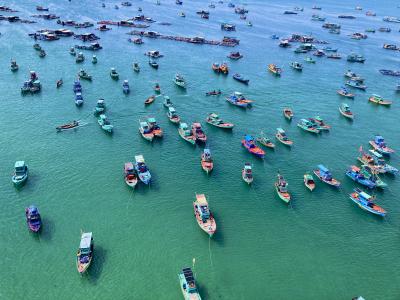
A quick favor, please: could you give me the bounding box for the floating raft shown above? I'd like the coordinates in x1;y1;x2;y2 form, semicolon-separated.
127;30;240;47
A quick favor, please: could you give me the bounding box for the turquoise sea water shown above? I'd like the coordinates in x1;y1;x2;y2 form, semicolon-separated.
1;0;400;299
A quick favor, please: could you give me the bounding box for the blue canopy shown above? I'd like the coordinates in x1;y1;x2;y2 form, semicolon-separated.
244;135;253;141
318;164;329;173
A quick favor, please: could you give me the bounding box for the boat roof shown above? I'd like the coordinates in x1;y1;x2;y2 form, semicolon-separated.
359;191;371;200
168;107;176;112
28;205;38;213
125;162;134;170
300;118;310;123
318;164;329;172
244;165;252;170
135;155;145;163
80;232;92;248
182;267;195;284
180;122;188;129
209;113;218;117
244;134;254;141
97;99;104;104
204;148;211;155
15;161;25;168
196;194;208;205
351;165;360;172
375;135;384;140
147;117;156;123
140;121;148;127
234;91;242;96
369;149;382;158
276;128;285;133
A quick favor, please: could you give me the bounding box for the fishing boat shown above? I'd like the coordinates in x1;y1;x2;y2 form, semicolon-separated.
92;99;105;115
78;69;92;81
73;80;82;93
174;73;186;88
256;132;275;149
163;96;173;108
268;64;282;76
313;164;341;187
110;68;119;80
75;92;84;106
241;135;265;158
38;49;46;58
75;52;84;63
357;151;385;174
304;57;316;63
275;128;293;147
283;107;294;120
148;117;163;138
193;194;216;237
97;114;113;133
122;80;130;94
227;51;243;60
304;173;316;191
56;79;63;88
226;92;253;108
360;165;388;189
154;83;161;94
289;61;303;71
25;205;42;232
346;165;376;189
167;107;181;123
148;59;159;69
369;136;394;155
313;49;325;57
133;62;140;72
206;90;221;96
212;63;229;74
233;73;249;84
327;53;341;59
275;173;291;203
337;87;355;98
347;53;365;63
92;55;97;64
10;59;18;72
178;267;201;300
56;120;80;131
297;119;320;134
349;188;386;217
205;113;234;129
69;47;76;56
323;47;338;52
134;155;151;184
200;149;213;174
124;162;138;188
139;121;154;141
76;232;94;274
311;116;330;131
192;123;207;143
144;95;156;105
339;103;354;119
178;123;196;145
12;161;28;186
242;163;253;184
345;80;367;90
368;94;392;106
21;71;41;94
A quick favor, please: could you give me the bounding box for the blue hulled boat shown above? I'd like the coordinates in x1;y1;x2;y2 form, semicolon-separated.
134;155;151;185
345;165;376;189
349;188;386;217
25;205;42;232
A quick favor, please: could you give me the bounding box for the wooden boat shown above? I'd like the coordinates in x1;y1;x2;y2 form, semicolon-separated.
233;73;249;84
192;123;207;143
369;136;394;155
368;94;392;106
163;96;173;108
174;73;186;88
178;122;196;145
227;51;243;60
149;59;159;69
206;90;221;96
297;119;320;134
344;70;364;82
56;120;80;131
178;267;201;300
110;68;119;80
226;92;253;108
97;114;113;133
339;103;354;119
75;52;85;63
75;92;84;106
311;116;330;130
133;62;140;72
93;99;106;115
360;165;388;189
147;117;163;138
135;155;151;184
256;132;275;148
38;49;46;58
242;163;253;184
122;80;130;94
242;135;265;158
283;107;294;120
313;164;341;187
304;173;316;191
12;161;28;186
275;128;293;146
304;57;316;63
144;95;156;105
289;61;303;71
10;59;18;72
275;173;291;203
205;113;234;129
337;87;355;98
124;162;138;188
201;148;213;174
212;62;229;74
268;64;282;76
167;107;181;123
76;232;93;274
346;165;376;189
193;194;216;237
78;69;92;81
154;83;161;94
327;53;341;59
139;121;154;141
349;188;386;217
25;205;41;232
345;80;366;90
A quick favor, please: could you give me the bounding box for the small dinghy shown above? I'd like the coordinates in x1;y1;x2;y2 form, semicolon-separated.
56;120;80;131
124;162;138;188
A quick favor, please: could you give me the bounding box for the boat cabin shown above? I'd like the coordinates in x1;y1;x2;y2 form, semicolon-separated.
168;107;177;116
140;122;152;133
15;161;27;175
79;232;93;257
196;194;210;222
318;165;332;179
374;136;385;146
181;267;198;293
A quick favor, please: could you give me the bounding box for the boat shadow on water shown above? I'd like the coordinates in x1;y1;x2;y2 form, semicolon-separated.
37;217;55;242
86;245;107;285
